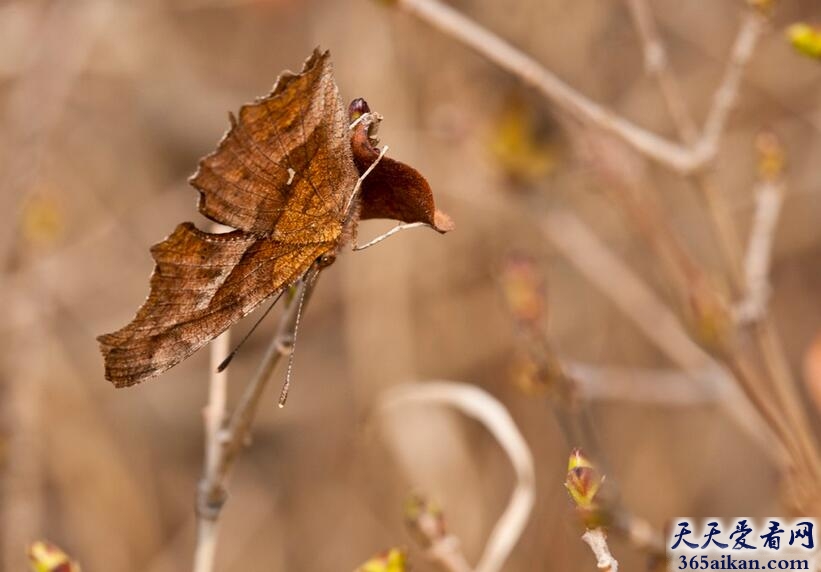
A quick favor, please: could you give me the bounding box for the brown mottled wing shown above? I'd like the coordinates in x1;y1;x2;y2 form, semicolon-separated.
190;48;358;241
98;223;332;386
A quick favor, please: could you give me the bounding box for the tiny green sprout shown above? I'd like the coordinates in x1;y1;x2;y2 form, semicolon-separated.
564;448;612;529
564;448;603;511
787;23;821;60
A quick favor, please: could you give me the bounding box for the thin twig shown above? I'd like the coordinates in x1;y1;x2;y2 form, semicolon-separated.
193;268;321;572
405;497;474;572
581;529;619;572
611;510;666;557
693;12;766;290
390;0;764;177
625;0;699;143
572;127;717;322
735;178;785;323
566;361;728;406
625;1;763;290
698;12;766;164
389;0;706;174
622;0;821;502
541;210;707;369
381;381;536;572
539;209;783;463
193;296;232;571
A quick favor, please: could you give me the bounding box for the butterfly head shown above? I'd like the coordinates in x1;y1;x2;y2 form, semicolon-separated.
349;98;382;147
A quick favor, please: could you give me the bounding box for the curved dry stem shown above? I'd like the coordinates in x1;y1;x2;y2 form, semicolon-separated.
380;381;535;572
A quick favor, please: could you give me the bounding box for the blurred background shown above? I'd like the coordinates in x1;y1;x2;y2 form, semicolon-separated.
2;0;820;570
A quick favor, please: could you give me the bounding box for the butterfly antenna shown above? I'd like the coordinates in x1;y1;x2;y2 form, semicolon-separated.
216;290;286;373
277;277;311;408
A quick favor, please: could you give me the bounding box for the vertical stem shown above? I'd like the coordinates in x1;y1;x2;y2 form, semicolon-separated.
625;0;699;143
625;0;821;484
193;328;231;572
192;268;321;572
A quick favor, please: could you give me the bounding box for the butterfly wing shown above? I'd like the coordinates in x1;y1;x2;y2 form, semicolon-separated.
99;49;359;386
98;222;332;386
190;48;358;242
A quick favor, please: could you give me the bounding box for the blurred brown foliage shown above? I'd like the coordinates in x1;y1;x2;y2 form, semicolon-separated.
2;0;821;570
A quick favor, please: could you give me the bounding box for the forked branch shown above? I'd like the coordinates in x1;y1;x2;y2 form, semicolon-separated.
387;0;764;175
193;268;321;572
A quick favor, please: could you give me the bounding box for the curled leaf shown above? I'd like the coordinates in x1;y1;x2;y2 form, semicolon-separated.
28;541;80;572
350;98;454;233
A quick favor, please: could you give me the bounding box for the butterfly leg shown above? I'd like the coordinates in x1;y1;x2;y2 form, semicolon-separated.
353;222;430;251
344;145;389;215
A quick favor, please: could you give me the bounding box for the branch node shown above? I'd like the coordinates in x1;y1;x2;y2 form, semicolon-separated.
196;480;228;522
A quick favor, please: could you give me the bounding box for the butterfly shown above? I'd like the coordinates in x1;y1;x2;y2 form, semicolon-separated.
97;48;453;387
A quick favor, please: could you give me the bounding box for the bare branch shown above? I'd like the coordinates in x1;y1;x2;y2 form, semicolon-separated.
698;12;766;162
566;361;729;406
193;291;232;571
540;209;707;369
624;0;755;289
619;0;821;484
735;179;785;324
390;0;704;173
581;529;619;572
193;268;321;572
625;0;699;143
381;381;535;572
539;209;783;463
405;496;474;572
611;510;666;556
389;0;765;177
